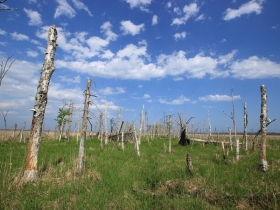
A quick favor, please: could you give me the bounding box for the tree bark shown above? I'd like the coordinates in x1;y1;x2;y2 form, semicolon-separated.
22;25;58;182
76;78;92;174
260;85;268;172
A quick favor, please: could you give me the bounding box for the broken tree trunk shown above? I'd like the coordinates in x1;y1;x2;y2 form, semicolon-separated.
260;85;268;172
22;25;58;182
76;78;92;174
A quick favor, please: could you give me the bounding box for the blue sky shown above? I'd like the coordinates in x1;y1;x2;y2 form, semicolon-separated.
0;0;280;133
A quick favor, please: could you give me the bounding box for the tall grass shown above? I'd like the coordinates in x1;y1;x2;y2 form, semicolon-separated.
0;135;279;209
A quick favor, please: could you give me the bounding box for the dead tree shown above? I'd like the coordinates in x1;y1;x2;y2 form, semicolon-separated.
76;78;95;174
260;85;268;172
243;102;248;151
22;25;58;182
177;114;193;146
0;0;17;11
1;110;8;131
0;55;17;87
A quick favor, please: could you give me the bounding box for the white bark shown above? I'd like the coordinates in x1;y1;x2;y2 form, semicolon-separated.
260;85;268;172
77;78;92;174
133;125;140;156
168;115;172;153
23;25;58;182
121;131;124;151
236;139;239;161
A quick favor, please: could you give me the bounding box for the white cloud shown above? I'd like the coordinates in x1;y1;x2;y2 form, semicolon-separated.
23;8;42;26
120;20;145;36
36;26;113;60
10;32;29;41
54;0;76;19
101;21;118;41
159;95;190;105
58;75;81;83
229;56;280;79
171;3;199;25
72;0;93;16
196;14;205;21
28;0;37;3
152;15;158;25
99;87;126;95
223;0;264;21
27;50;38;57
125;0;152;8
199;94;241;101
166;1;172;8
174;7;181;15
143;94;150;99
173;31;187;40
173;77;184;81
0;29;7;35
0;42;7;46
221;38;227;43
218;50;238;65
100;50;114;59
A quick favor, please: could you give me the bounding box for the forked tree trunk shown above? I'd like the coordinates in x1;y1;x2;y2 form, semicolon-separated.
260;85;268;172
22;25;58;182
76;78;92;174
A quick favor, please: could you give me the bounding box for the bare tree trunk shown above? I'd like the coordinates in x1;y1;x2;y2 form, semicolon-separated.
20;121;26;142
228;127;233;151
260;85;268;172
168;115;172;153
77;78;92;174
243;102;248;151
12;123;17;139
22;25;58;182
133;124;140;156
236;139;239;161
65;100;74;141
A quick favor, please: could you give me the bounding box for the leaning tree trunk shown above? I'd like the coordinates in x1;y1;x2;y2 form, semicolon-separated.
22;25;58;182
260;85;268;172
77;78;92;174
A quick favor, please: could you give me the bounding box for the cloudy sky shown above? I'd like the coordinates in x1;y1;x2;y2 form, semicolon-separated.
0;0;279;133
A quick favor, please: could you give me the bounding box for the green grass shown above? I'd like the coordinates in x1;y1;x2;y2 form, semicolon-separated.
0;136;279;209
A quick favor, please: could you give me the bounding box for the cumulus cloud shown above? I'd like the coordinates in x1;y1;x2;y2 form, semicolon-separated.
27;50;38;57
99;87;126;95
23;8;42;26
229;56;280;79
10;32;29;41
223;0;264;21
152;15;158;25
173;31;187;40
58;75;81;83
72;0;93;16
218;50;238;65
159;95;190;105
199;94;241;101
0;29;7;35
171;3;199;25
120;20;145;36
54;0;76;19
125;0;152;8
196;14;205;21
101;21;118;41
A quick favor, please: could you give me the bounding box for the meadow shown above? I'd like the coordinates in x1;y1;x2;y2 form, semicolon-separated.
0;132;279;209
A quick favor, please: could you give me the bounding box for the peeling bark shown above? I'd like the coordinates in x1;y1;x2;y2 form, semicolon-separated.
22;25;57;182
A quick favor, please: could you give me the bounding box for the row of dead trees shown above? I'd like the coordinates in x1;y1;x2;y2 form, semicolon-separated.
0;25;274;183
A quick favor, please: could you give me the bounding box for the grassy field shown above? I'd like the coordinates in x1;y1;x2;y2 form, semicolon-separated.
0;134;279;209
